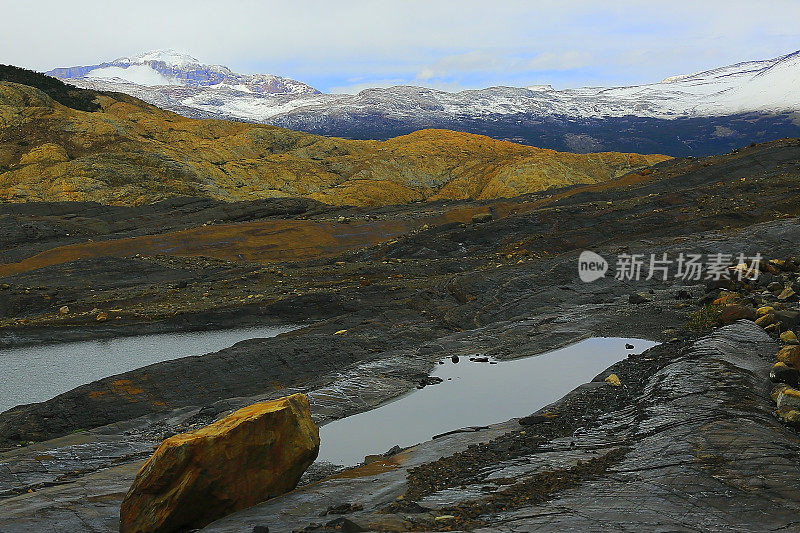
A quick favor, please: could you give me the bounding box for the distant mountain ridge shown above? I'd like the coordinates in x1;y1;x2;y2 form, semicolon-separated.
47;50;800;157
46;50;319;95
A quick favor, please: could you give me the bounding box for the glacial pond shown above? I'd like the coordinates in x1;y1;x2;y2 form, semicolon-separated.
316;337;659;465
0;324;298;412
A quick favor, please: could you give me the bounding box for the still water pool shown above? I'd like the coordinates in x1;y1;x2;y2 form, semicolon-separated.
317;337;658;465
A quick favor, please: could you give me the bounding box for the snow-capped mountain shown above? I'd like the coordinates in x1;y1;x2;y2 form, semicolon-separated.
48;50;800;156
46;49;319;95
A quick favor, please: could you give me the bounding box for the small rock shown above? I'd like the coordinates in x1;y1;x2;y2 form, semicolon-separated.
471;213;493;223
778;286;797;301
58;305;70;315
605;374;622;387
324;518;366;532
781;331;799;344
713;291;741;305
771;362;799;386
629;293;651;304
775;310;800;329
718;304;756;324
756;306;775;317
770;259;789;271
772;383;791;402
768;281;783;292
625;343;634;349
451;355;460;363
755;313;776;327
777;345;800;368
417;376;444;388
778;409;800;424
777;388;800;411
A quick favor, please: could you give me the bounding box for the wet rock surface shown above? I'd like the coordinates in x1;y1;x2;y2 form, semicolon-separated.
194;321;796;532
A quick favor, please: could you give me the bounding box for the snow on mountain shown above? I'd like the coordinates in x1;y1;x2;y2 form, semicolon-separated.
46;49;319;94
694;50;800;115
50;49;800;125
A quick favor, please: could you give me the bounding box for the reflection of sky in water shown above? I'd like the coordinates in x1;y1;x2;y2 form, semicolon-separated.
317;337;659;465
0;325;297;412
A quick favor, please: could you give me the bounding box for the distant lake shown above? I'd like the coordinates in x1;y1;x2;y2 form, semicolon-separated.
0;324;298;412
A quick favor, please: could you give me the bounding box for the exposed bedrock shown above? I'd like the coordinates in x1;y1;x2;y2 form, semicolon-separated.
197;321;798;532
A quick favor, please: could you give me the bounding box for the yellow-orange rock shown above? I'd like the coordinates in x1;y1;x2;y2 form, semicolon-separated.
781;330;799;344
755;313;776;327
756;306;775;317
119;393;319;533
777;345;800;369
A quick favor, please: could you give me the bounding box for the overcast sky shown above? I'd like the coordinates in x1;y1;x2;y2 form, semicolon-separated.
3;0;799;93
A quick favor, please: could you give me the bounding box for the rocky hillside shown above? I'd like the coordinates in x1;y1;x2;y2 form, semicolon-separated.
0;73;668;207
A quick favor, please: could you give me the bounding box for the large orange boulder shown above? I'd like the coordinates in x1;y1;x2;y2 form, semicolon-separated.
119;393;319;533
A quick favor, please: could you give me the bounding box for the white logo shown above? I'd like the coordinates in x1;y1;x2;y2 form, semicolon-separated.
578;250;608;282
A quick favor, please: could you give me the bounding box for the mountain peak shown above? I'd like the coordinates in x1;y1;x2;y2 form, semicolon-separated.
128;49;200;67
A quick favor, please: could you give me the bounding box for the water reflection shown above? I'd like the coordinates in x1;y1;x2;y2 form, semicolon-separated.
317;337;658;465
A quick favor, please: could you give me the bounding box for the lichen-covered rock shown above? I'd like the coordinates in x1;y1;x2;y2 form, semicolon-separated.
777;388;800;411
772;383;791;402
119;393;319;533
778;408;800;424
